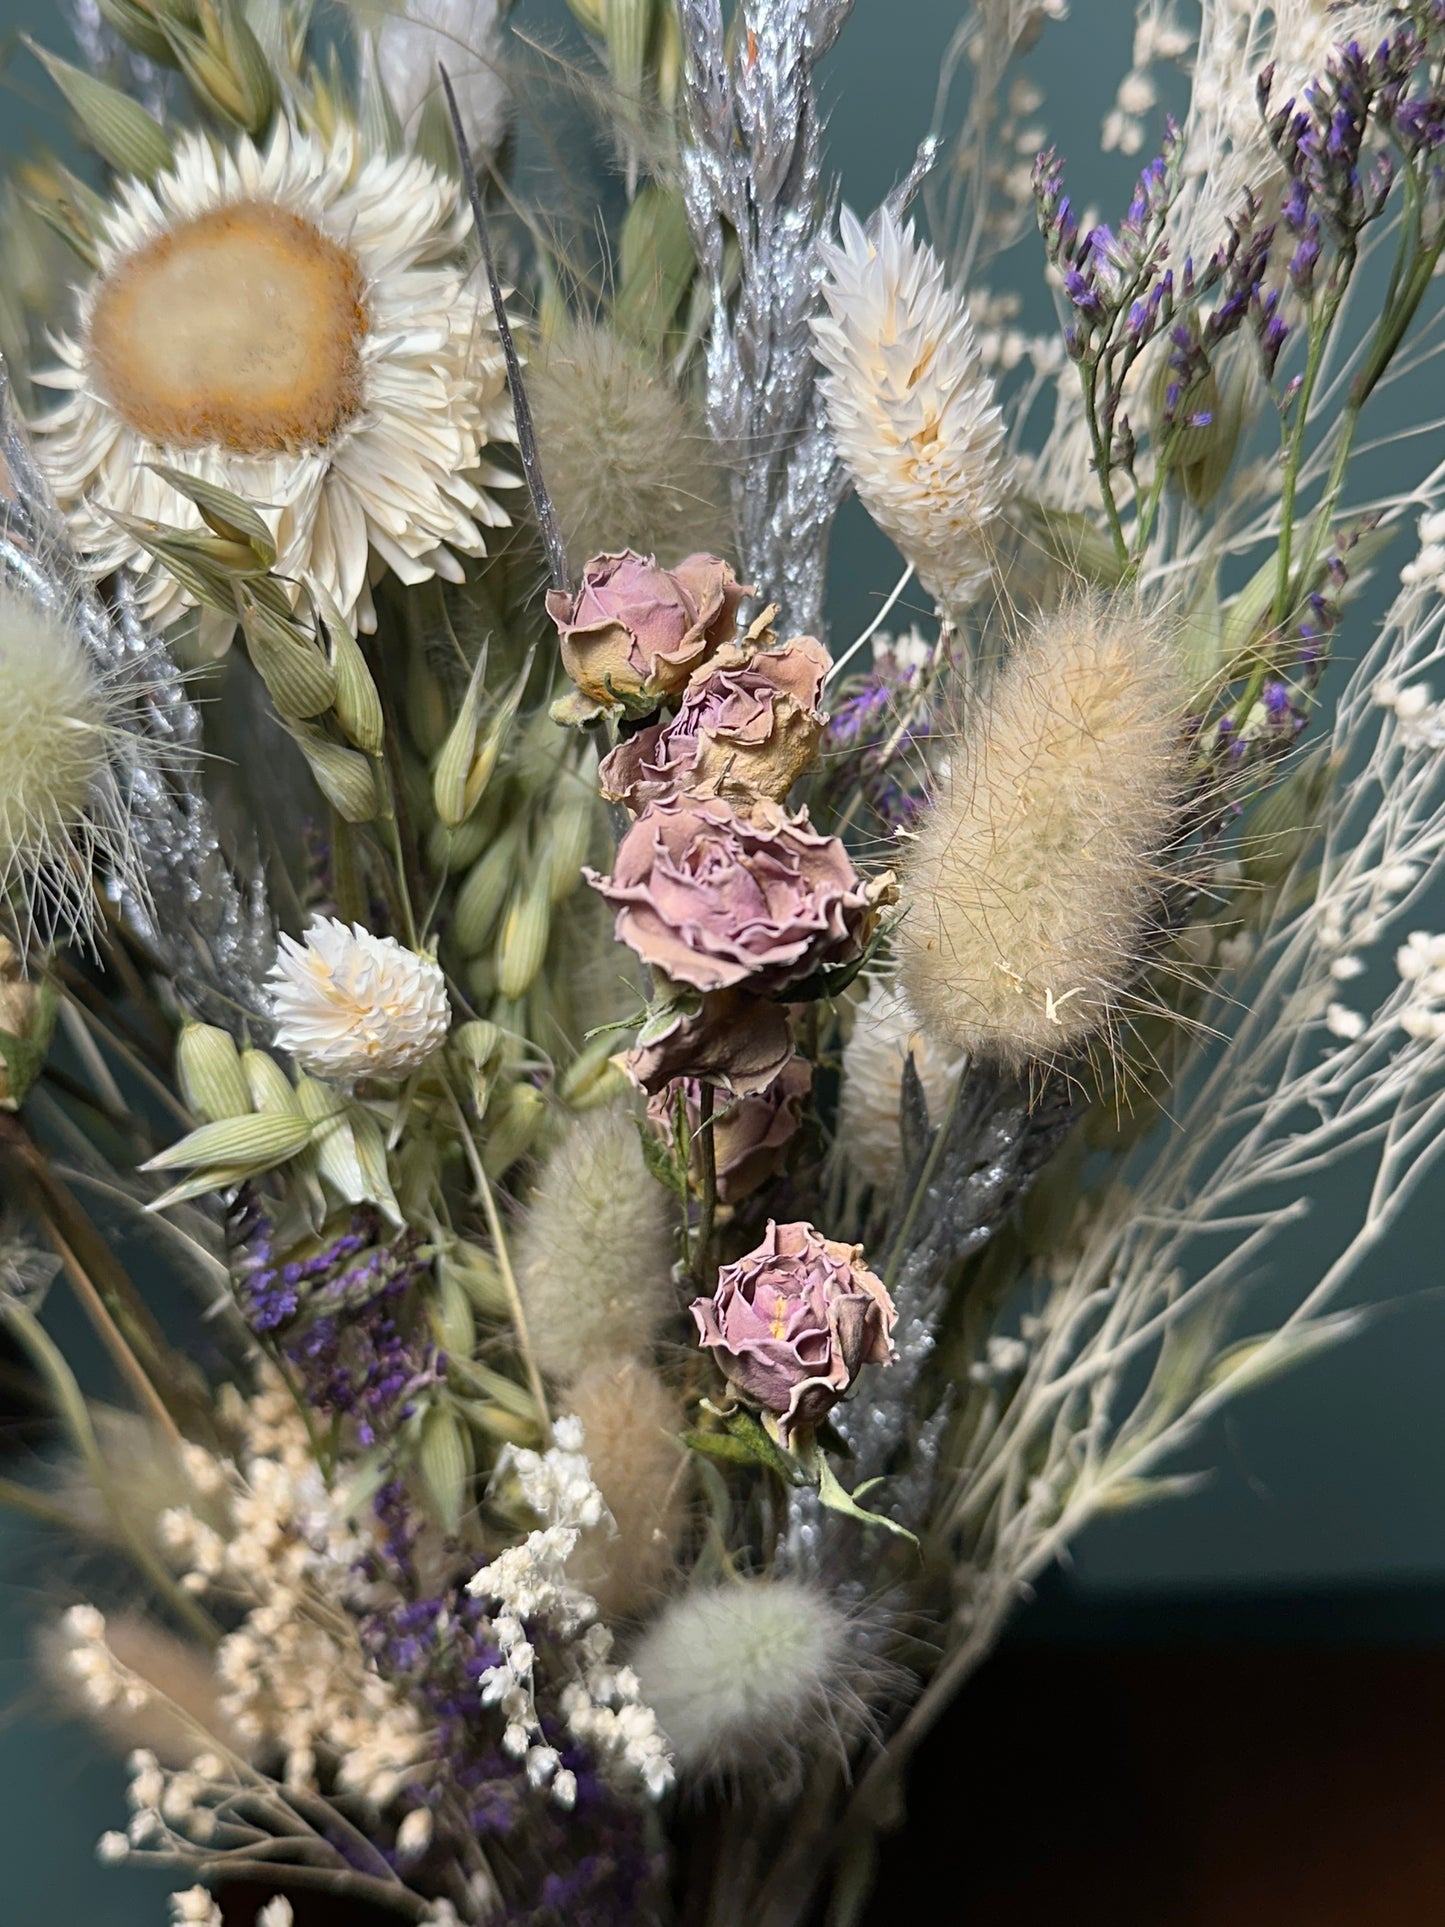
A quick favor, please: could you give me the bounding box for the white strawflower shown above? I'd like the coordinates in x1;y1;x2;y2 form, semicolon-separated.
813;207;1012;614
375;0;510;158
0;583;147;948
257;1899;295;1927
32;120;516;640
629;1577;860;1781
268;917;450;1082
839;976;965;1194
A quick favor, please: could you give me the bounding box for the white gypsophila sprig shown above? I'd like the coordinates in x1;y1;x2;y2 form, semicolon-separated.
374;1;509;157
924;0;1068;281
862;488;1445;1794
267;917;451;1084
1102;2;1193;156
1171;0;1396;264
814;208;1013;618
468;1418;674;1804
64;1612;438;1921
155;1371;429;1805
678;0;851;638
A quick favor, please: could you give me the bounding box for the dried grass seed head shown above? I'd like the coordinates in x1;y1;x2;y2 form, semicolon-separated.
898;595;1191;1074
0;581;147;950
514;1102;676;1386
563;1359;685;1619
529;321;731;567
628;1575;867;1785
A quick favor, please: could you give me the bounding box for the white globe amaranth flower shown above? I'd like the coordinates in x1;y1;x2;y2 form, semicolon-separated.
375;0;510;159
629;1577;858;1780
0;582;148;949
31;119;517;641
267;917;451;1082
812;207;1013;614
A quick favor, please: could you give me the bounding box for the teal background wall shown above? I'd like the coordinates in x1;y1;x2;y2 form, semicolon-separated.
1;0;1443;1919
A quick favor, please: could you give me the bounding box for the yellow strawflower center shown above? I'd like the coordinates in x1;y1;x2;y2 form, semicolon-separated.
88;201;368;456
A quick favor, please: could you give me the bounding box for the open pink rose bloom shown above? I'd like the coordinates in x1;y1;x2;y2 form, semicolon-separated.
587;797;880;996
691;1219;897;1444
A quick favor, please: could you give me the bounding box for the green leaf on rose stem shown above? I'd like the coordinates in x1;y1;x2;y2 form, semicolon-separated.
782;916;895;1006
637;1115;689;1197
634;988;702;1049
683;1406;809;1485
811;1446;919;1547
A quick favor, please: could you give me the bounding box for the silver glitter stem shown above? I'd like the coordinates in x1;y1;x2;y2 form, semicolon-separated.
678;0;852;639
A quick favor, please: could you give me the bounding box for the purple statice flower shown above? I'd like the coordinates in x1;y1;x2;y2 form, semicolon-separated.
818;639;937;834
356;1483;664;1925
231;1200;442;1446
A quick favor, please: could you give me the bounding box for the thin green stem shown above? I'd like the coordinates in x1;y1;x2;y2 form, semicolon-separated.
1081;357;1130;569
693;1082;718;1287
444;1080;551;1436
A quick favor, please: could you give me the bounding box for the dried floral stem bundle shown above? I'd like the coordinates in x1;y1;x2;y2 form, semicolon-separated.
1;1;1444;1923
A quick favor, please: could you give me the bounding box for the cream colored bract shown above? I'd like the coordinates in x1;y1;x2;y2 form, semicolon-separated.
32;120;517;641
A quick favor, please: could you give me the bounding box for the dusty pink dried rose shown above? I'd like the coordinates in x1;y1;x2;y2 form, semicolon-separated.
587;797;887;996
598;635;832;813
621;988;793;1100
691;1219;896;1443
648;1054;812;1202
545;550;748;709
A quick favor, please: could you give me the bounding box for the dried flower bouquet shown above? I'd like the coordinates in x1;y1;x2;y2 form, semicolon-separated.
2;2;1445;1923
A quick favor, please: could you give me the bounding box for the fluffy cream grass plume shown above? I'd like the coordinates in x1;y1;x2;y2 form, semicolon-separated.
0;582;145;948
813;207;1012;615
898;597;1189;1074
514;1103;676;1385
629;1577;861;1782
529;322;732;566
373;0;510;158
564;1360;685;1619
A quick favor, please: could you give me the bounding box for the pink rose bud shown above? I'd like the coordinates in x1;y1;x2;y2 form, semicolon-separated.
599;635;832;813
691;1220;896;1444
545;550;749;710
621;987;794;1099
648;1055;811;1202
587;797;889;997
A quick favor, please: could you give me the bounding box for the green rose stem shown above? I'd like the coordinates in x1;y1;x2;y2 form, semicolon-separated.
444;1077;551;1437
692;1079;718;1286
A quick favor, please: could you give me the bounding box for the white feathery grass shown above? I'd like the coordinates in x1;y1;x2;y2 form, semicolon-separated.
529;322;732;567
897;596;1190;1074
629;1576;863;1782
514;1104;677;1386
813;207;1013;616
0;581;148;951
563;1360;685;1618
